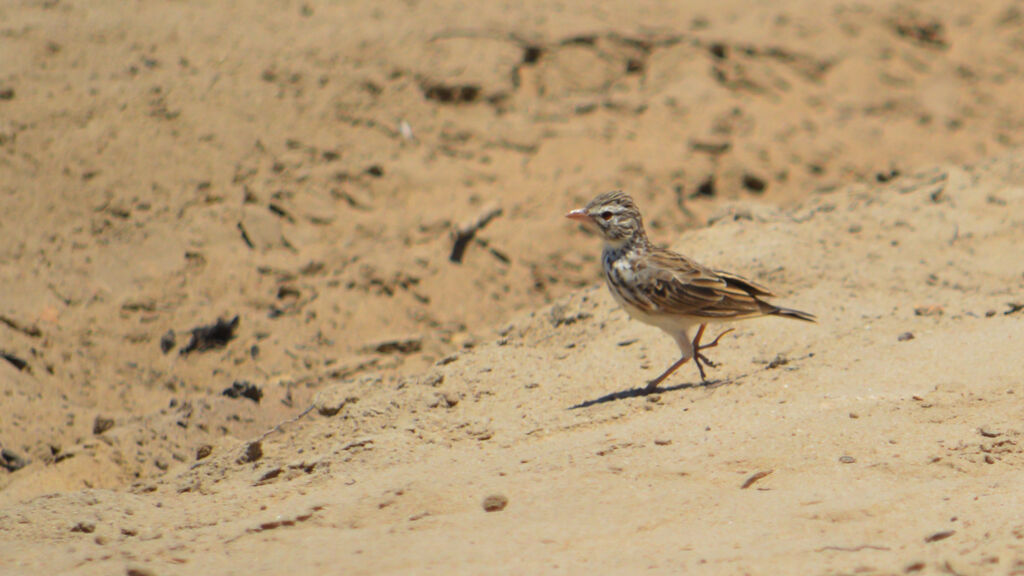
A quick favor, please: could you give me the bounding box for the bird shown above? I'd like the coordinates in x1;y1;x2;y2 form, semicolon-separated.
566;191;815;391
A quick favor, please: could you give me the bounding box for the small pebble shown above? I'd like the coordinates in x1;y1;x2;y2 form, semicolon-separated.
482;494;508;512
159;330;176;353
237;441;262;464
924;530;955;543
897;332;914;342
839;455;856;464
93;416;114;435
978;426;1000;438
71;521;95;533
740;470;773;489
196;445;213;460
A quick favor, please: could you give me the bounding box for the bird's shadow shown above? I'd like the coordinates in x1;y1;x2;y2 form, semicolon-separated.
569;377;735;410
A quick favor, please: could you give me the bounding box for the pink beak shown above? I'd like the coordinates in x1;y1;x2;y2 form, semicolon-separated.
565;208;591;223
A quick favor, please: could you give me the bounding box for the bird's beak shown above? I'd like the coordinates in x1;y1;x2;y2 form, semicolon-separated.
565;208;591;223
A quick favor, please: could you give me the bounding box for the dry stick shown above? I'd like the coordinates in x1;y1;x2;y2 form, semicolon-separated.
251;390;324;445
220;365;371;463
740;469;773;489
0;314;42;338
450;205;502;263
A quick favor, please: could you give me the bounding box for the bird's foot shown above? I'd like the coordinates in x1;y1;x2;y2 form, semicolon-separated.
696;327;735;352
691;328;735;381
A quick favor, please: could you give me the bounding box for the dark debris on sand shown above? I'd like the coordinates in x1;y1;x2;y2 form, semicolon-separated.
180;316;240;355
222;380;262;403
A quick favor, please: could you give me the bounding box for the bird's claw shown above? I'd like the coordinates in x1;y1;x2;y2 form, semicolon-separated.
691;327;735;381
698;328;735;352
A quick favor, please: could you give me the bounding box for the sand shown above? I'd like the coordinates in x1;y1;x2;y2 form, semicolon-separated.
2;0;1023;574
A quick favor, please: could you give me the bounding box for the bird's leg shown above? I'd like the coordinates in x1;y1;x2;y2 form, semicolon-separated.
645;355;692;391
646;326;737;390
691;325;736;381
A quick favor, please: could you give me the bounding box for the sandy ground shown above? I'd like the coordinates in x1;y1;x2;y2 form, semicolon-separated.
2;0;1024;574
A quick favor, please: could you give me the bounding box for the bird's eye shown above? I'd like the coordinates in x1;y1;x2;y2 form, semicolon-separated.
600;211;613;221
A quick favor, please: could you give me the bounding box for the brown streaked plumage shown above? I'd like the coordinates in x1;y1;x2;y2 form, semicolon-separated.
567;190;815;390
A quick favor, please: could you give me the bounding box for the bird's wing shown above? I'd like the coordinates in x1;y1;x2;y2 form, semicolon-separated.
713;270;776;298
641;248;773;319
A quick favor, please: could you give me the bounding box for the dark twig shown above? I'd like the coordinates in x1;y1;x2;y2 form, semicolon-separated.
450;205;502;263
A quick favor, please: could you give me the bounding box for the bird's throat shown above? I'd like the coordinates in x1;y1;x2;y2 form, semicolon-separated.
602;232;648;255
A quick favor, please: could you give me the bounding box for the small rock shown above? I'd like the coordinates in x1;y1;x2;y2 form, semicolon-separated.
237;441;262;464
740;470;773;489
222;381;262;403
71;521;96;533
978;427;1001;438
0;351;28;371
159;330;176;353
482;494;508;512
363;336;422;355
875;169;900;183
410;370;444;388
694;176;716;197
897;332;914;341
314;387;359;417
892;12;947;48
914;305;943;317
0;448;29;472
654;438;672;446
256;468;283;485
436;354;459;366
839;455;856;464
196;445;213;460
741;173;767;194
427;391;459;409
93;416;115;435
924;530;955;543
180;316;239;355
548;304;592;327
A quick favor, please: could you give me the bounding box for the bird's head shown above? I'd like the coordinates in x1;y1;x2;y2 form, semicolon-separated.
566;191;645;247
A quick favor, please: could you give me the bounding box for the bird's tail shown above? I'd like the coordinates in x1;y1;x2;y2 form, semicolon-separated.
771;306;817;323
